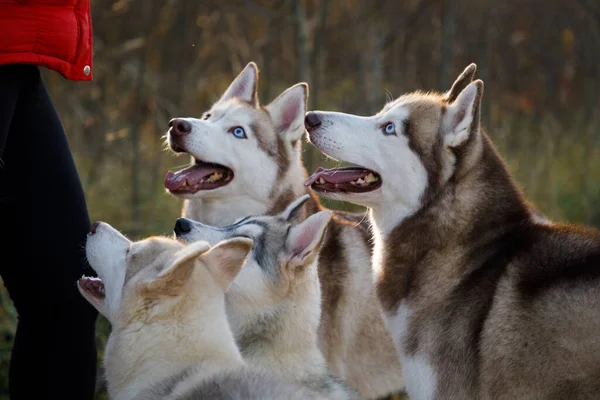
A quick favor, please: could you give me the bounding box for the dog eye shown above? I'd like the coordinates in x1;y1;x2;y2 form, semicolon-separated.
203;113;211;120
230;126;247;139
383;122;396;136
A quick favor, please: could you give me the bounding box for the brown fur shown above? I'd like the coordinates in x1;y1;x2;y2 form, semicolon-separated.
250;115;289;181
375;71;600;398
263;159;403;397
267;180;403;398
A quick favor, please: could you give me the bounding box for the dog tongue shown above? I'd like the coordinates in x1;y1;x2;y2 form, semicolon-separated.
164;164;224;191
305;167;370;186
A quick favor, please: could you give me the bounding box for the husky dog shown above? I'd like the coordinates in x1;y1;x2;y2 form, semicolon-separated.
78;222;326;400
174;195;363;400
164;62;404;398
305;63;600;399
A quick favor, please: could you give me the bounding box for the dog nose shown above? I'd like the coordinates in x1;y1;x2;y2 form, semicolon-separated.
174;218;192;236
304;112;321;131
90;222;101;234
169;118;192;136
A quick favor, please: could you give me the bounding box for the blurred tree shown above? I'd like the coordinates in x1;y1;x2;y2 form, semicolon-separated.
0;0;599;397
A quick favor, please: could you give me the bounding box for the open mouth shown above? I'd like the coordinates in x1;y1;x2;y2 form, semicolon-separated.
78;276;105;300
305;166;382;193
164;159;234;194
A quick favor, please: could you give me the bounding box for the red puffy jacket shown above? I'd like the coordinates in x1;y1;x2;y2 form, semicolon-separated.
0;0;93;81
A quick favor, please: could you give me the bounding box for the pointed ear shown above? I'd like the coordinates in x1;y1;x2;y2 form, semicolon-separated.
200;238;253;291
442;80;484;148
265;83;308;142
279;194;311;223
443;63;477;103
284;210;332;270
148;241;211;295
218;62;259;106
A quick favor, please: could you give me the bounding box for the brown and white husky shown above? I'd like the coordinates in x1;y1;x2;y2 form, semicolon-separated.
306;64;600;399
163;62;404;398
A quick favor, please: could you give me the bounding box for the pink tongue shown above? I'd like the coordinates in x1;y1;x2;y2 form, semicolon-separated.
305;167;370;186
164;164;223;191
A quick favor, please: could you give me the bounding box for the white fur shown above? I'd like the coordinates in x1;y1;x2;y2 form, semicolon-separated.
82;223;256;399
170;78;307;226
386;303;438;400
168;102;279;205
176;211;333;382
174;208;363;399
307;108;428;224
442;81;479;148
266;83;308;142
82;223;130;322
402;354;438;400
219;62;258;104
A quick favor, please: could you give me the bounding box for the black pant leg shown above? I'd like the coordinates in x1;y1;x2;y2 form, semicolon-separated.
0;65;22;161
0;65;98;400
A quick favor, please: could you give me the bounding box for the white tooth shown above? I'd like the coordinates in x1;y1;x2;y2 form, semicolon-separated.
319;178;326;184
357;178;365;184
365;173;378;183
199;178;205;183
206;172;222;183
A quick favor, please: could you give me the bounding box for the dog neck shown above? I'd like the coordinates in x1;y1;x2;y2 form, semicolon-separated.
371;135;532;313
182;162;316;226
229;264;328;383
106;299;244;399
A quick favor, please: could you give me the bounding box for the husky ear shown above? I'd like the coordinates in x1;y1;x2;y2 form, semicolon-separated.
218;62;259;106
200;238;253;291
443;63;477;103
442;80;484;148
148;241;212;294
265;83;308;142
284;210;332;270
279;194;311;223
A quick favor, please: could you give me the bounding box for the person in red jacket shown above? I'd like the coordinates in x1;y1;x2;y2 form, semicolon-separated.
0;1;97;399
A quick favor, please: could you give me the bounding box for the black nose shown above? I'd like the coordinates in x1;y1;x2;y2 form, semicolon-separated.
169;118;192;136
90;222;101;234
174;218;192;236
304;112;321;131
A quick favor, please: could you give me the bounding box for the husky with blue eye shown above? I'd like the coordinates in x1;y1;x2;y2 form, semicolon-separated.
164;62;404;399
306;63;600;399
174;195;363;400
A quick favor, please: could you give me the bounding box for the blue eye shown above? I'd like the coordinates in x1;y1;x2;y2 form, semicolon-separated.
383;123;395;135
231;126;247;139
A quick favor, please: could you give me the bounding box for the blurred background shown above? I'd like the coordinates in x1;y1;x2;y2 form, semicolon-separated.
0;0;599;397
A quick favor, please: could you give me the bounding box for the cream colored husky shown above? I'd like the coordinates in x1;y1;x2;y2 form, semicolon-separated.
78;222;327;399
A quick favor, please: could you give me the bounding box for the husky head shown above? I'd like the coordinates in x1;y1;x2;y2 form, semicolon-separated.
173;195;332;323
78;222;253;327
164;62;308;203
305;64;483;226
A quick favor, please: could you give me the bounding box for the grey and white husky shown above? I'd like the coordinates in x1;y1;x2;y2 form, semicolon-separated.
174;195;363;400
164;62;404;398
